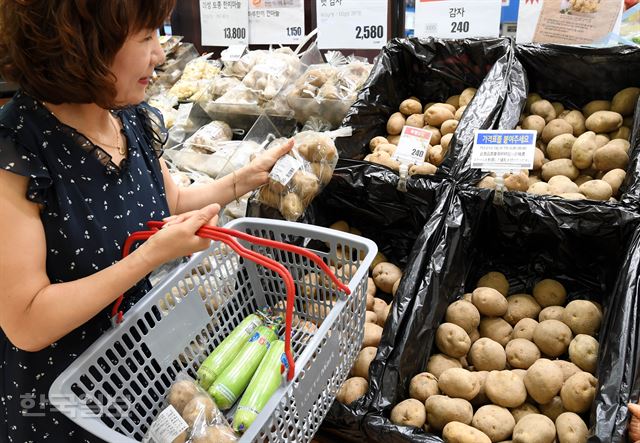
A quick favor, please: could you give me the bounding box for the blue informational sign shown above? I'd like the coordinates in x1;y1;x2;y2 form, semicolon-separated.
501;0;520;23
471;129;537;172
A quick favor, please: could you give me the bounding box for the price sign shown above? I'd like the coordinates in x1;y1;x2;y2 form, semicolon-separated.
316;0;388;49
471;130;537;173
200;0;249;47
393;126;433;166
414;0;502;39
269;155;302;186
249;0;305;44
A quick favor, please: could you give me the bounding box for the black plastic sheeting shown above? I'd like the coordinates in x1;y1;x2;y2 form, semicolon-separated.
455;44;640;209
359;186;640;443
335;37;515;176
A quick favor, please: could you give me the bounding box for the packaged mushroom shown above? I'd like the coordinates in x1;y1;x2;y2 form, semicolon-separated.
257;132;338;221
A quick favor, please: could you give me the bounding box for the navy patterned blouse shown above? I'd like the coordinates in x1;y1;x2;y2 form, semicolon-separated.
0;91;170;442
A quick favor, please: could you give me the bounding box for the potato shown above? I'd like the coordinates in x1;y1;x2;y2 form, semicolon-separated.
445;300;481;334
585;110;623;133
369;136;389;152
469;338;507;371
191;426;237;443
533;320;573;357
479;317;513;347
568;334;599;373
485;370;527;408
582;100;610;117
555;360;583;382
573;175;592;187
609;126;631;141
546;133;577;160
611;87;640;116
533;279;567;307
531;100;557;123
594;134;610;148
537;395;567;422
455;105;467;120
337;377;368;405
392;278;400;296
390;398;426;428
427;353;463;378
405;113;425;128
425;106;455;127
434;102;457;114
579;179;612;201
504;294;542;325
562;300;602;336
478;176;497;190
472;287;508;316
560;372;597;413
560;193;588;201
425;395;474;430
571;131;597;169
605;138;631;154
409;372;439;402
438;368;481;401
373;297;388;321
372;262;402;293
524;359;564;404
367;150;400;172
552;102;565;117
387;112;405;135
602;168;626;196
436;323;472;358
423;125;442;145
593;144;629;172
429;145;447;166
555;412;588;443
522;115;546;137
387;134;401;145
506;339;541;370
470;370;490;407
525;93;543;113
182;395;216;427
459;88;478;107
505;173;529;193
441;422;491;443
472;405;515;442
441;133;454;151
513;318;539;341
441;119;459;136
548;176;579;195
281;192;304;220
510;403;540;423
374;143;397;157
528;182;550;195
477;272;509;296
363;322;383;348
399;98;422;116
409;162;437;176
352;346;377;379
542;119;574;144
446;95;461;108
532;148;545;170
538;306;564;322
562;110;586;136
365;311;378;324
512;414;556;443
168;380;199;414
541;159;579;181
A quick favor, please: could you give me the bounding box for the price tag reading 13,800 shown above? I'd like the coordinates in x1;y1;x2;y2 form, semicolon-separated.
199;0;249;47
316;0;388;50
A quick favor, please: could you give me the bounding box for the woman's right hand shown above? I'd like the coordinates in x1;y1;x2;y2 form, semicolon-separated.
137;204;220;268
629;403;640;443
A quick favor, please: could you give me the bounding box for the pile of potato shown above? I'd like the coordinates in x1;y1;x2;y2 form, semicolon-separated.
330;222;403;405
364;89;477;176
389;272;602;443
478;87;639;201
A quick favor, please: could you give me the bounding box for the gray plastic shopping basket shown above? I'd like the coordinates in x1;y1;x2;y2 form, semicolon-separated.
49;217;377;442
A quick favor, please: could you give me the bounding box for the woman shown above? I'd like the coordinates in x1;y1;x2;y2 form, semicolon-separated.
0;1;291;441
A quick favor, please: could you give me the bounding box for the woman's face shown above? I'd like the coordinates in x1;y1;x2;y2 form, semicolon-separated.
110;29;165;106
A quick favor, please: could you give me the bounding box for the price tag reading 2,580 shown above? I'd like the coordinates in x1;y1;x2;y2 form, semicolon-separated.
316;0;388;50
355;25;385;40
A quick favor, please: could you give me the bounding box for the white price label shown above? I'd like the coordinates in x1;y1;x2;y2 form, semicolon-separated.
249;0;305;45
393;126;433;166
471;130;537;173
316;0;388;50
414;0;502;39
145;406;188;443
269;155;302;186
200;0;249;47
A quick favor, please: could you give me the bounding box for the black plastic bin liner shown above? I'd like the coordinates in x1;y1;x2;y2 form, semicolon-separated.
336;37;515;176
456;44;640;209
362;185;640;443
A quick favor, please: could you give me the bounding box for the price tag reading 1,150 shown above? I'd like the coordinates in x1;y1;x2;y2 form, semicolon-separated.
224;27;247;40
287;27;303;37
355;25;385;40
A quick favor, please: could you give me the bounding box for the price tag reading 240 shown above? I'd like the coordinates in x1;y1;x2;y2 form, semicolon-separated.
200;0;249;47
414;0;502;39
393;126;433;166
317;0;388;50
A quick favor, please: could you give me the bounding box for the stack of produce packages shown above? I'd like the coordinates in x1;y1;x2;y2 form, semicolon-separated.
254;36;520;441
351;43;640;443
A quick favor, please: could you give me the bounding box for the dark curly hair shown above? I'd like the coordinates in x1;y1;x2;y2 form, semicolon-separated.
0;0;175;108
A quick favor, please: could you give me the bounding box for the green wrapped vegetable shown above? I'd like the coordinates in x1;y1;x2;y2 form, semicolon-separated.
208;325;278;410
197;314;263;390
233;340;286;433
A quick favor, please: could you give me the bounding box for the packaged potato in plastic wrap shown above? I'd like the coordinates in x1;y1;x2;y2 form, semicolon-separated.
223;50;269;78
181;54;221;81
197;76;242;104
143;374;238;443
319;60;372;101
257;131;339;221
183;121;233;154
241;48;303;101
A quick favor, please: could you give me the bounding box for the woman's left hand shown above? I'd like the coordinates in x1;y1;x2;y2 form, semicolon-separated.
246;138;294;186
629;403;640;443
